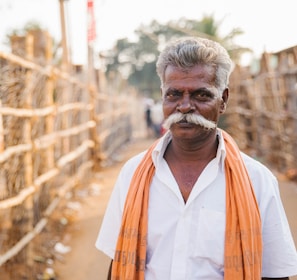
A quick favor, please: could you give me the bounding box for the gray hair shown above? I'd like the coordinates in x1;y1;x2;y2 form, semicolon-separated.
156;37;233;93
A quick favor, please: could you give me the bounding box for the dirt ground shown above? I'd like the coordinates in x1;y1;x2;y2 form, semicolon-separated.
2;137;297;280
51;138;156;280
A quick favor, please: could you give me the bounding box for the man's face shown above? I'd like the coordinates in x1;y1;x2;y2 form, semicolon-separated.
161;64;228;141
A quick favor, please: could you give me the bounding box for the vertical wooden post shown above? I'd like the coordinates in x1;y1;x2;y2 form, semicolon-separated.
86;0;101;168
0;100;7;200
44;33;55;197
59;0;69;71
59;0;71;154
45;32;54;167
22;32;34;267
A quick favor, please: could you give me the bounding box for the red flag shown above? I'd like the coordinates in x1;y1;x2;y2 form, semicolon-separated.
87;0;96;42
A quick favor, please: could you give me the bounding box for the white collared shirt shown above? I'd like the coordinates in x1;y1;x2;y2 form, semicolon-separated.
96;131;297;279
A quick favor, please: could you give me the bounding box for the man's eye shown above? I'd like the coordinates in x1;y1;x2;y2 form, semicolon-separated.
166;91;181;98
194;91;213;100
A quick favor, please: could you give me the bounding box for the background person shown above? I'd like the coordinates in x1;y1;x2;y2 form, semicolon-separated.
144;97;154;138
150;99;164;138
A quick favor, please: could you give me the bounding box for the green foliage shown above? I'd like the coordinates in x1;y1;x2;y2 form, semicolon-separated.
6;21;43;37
103;15;251;98
128;61;161;98
4;20;61;65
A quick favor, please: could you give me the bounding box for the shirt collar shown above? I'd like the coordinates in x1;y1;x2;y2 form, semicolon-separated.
151;129;227;169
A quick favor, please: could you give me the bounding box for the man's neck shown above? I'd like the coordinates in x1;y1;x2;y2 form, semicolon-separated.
167;131;219;162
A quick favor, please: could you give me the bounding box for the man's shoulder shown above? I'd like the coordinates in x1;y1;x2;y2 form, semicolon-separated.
121;150;147;172
240;151;278;185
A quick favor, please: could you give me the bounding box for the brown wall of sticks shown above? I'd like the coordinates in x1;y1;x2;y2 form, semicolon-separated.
226;46;297;173
0;30;144;270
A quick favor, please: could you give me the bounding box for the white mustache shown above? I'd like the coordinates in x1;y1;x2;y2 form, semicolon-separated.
162;112;216;130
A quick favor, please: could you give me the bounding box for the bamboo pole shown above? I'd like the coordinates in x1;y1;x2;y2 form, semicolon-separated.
44;32;55;203
22;32;34;267
0;100;7;200
59;0;69;71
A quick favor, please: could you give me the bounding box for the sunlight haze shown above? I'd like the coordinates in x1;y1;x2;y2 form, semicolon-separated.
0;0;296;65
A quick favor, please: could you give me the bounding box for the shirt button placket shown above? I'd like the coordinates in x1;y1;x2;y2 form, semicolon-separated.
170;210;190;280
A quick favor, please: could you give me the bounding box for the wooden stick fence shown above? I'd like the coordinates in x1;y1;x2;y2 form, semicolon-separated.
0;30;143;275
226;46;297;172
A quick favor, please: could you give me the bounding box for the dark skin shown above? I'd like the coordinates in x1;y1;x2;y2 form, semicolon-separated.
106;65;290;279
162;64;227;203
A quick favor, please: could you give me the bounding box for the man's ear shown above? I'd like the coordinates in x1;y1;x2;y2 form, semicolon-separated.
219;88;229;114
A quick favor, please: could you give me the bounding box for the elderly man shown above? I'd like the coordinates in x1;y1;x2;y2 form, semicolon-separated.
96;37;297;279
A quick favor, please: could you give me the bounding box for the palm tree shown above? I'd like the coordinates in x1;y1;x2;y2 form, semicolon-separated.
102;15;250;97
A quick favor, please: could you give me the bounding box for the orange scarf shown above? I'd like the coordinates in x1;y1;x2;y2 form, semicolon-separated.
111;130;262;279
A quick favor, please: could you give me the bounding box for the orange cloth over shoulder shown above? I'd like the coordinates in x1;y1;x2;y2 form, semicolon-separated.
111;129;262;279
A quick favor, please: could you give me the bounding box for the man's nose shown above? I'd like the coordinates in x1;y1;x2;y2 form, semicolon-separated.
177;95;194;113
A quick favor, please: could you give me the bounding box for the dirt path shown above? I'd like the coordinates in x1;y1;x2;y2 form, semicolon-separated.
276;176;297;280
52;138;297;280
52;138;155;280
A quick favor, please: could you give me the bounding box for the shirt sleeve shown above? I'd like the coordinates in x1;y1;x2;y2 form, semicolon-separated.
244;154;297;277
261;177;297;277
95;174;123;258
95;153;144;259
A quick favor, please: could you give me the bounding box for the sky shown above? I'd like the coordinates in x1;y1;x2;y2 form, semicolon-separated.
1;0;297;66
